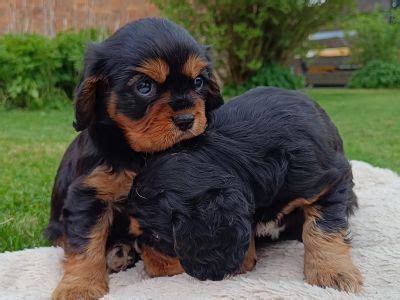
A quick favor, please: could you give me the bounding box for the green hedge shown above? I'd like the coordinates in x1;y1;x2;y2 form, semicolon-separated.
348;61;400;88
223;64;305;97
0;29;107;109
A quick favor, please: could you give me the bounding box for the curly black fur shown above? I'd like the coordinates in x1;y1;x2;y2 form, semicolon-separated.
128;87;358;281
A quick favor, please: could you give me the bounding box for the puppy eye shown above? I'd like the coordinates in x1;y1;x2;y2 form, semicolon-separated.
194;76;204;91
136;78;154;96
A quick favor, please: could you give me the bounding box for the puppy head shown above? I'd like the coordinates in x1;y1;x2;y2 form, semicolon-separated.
74;18;223;152
129;154;253;280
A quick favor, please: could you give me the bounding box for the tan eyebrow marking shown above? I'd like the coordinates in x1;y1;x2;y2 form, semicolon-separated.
135;58;170;83
182;55;208;78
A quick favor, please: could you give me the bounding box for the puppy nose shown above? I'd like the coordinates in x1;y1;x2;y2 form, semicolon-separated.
173;114;194;131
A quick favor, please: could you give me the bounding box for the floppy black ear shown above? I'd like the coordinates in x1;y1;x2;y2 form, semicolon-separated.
172;187;252;281
202;46;223;112
205;72;224;112
73;45;108;131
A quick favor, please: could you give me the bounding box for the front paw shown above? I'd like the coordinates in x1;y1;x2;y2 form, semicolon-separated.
106;243;137;273
305;264;363;293
52;281;108;300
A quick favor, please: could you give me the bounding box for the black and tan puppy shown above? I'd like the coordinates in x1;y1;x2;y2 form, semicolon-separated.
129;87;363;293
44;18;222;299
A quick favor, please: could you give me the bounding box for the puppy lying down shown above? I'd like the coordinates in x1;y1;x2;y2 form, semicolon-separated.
128;87;363;293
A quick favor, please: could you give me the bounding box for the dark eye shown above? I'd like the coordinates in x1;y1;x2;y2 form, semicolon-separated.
194;76;204;91
136;78;154;96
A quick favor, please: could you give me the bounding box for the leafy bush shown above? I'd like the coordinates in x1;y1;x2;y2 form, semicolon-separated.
0;30;107;109
152;0;354;85
348;61;400;88
0;34;63;109
349;10;400;65
224;64;305;97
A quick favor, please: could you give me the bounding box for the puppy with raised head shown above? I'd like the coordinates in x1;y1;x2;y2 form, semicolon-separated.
129;87;363;293
44;18;222;299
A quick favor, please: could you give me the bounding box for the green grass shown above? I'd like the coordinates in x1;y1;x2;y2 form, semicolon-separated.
306;89;400;173
0;89;399;252
0;109;76;252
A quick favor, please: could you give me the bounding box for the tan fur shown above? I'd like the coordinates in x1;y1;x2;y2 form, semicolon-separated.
84;165;135;201
52;209;113;300
140;246;184;277
135;58;170;83
240;235;257;273
107;92;207;153
129;217;143;236
74;76;104;126
53;167;134;299
182;55;208;78
75;76;98;105
303;206;363;293
276;187;329;222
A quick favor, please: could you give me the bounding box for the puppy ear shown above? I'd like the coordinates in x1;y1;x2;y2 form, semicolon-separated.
172;187;252;281
73;45;108;131
73;76;104;131
205;73;224;112
202;46;223;112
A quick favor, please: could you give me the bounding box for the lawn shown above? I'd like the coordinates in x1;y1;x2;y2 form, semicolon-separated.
0;88;399;252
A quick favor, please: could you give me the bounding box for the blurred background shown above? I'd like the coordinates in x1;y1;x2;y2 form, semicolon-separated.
0;0;399;251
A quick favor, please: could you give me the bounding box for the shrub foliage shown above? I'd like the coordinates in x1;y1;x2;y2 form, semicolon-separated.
348;61;400;88
0;30;107;109
152;0;353;85
0;34;61;109
224;64;304;97
349;10;400;66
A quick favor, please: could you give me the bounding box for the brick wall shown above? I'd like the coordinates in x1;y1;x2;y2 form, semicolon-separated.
0;0;159;36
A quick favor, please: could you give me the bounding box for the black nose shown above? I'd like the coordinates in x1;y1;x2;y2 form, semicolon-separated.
173;114;194;131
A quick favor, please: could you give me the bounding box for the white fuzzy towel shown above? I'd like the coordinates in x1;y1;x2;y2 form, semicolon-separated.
1;161;400;299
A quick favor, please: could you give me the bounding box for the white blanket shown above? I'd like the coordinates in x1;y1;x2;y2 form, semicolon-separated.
1;161;399;299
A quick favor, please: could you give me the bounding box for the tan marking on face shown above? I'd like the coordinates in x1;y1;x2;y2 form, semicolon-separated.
182;55;208;78
52;208;112;299
129;217;143;236
239;235;257;273
140;246;184;277
135;58;170;83
84;166;136;202
303;206;363;293
107;92;207;153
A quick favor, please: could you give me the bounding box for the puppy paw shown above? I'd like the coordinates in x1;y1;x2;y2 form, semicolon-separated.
305;264;363;293
240;236;257;273
52;282;108;300
106;243;136;273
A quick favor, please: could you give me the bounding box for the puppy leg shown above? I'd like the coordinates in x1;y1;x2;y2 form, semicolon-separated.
240;235;257;273
53;167;134;300
53;210;111;300
302;187;362;293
